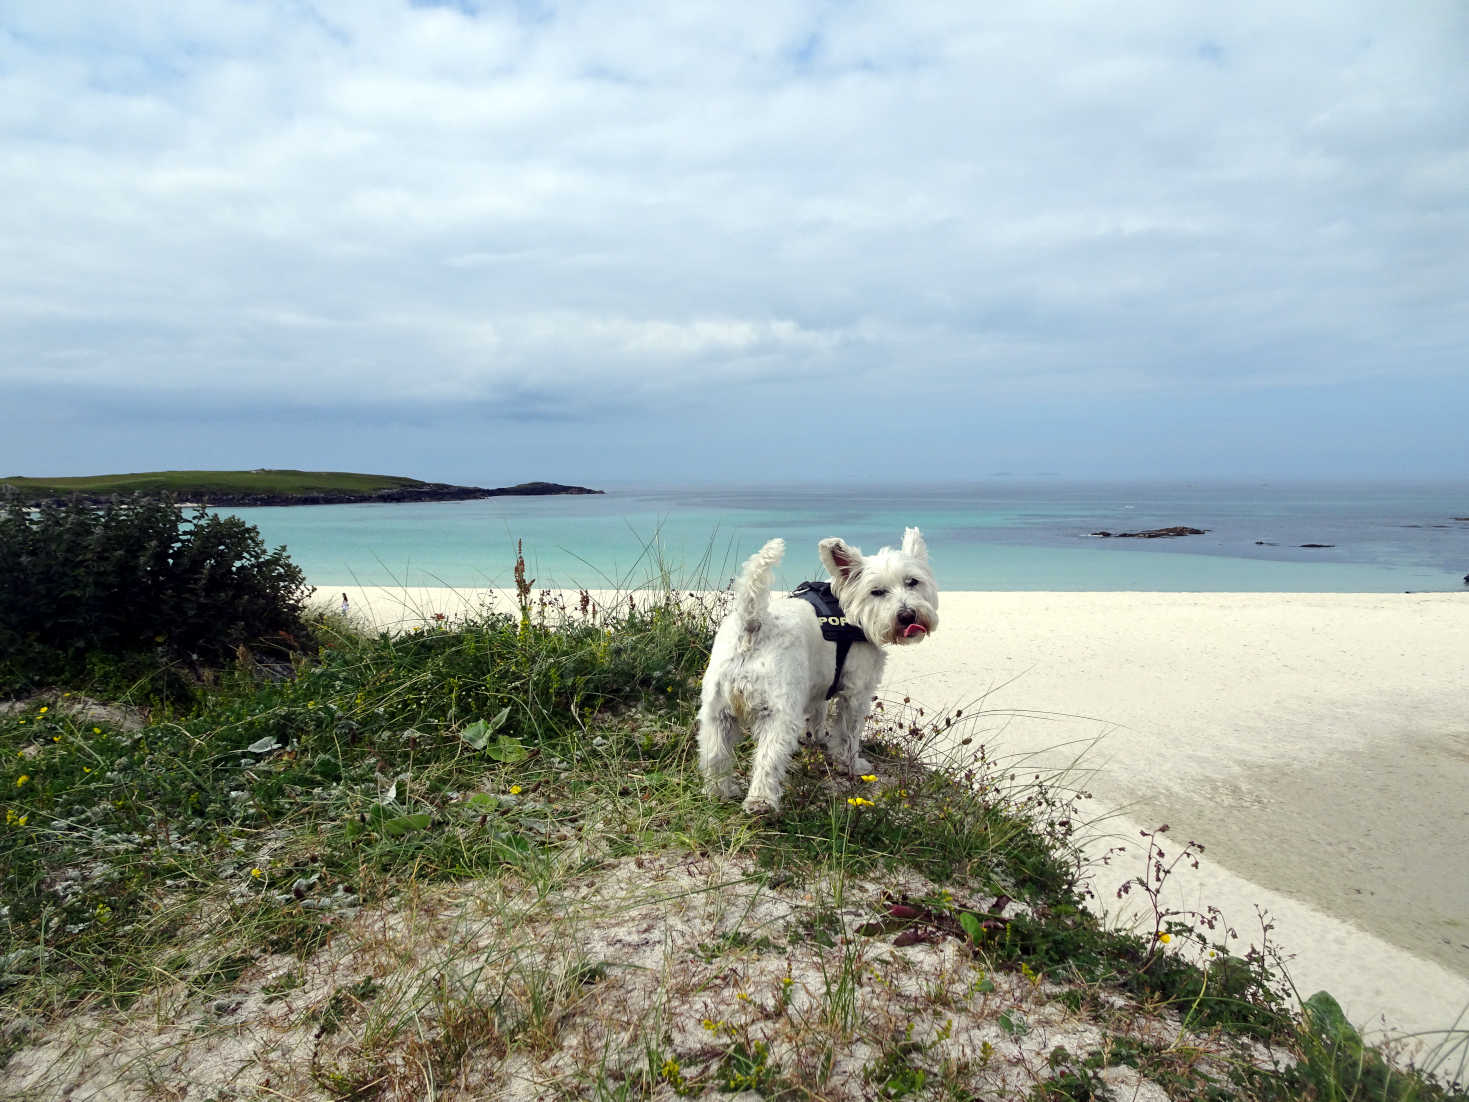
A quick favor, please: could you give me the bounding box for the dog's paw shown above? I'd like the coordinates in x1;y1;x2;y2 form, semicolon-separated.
742;795;780;817
848;755;874;776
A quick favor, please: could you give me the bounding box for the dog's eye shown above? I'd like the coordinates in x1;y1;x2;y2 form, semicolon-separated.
870;587;888;598
905;577;918;588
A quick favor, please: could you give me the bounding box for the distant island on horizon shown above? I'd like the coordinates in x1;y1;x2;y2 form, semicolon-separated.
0;469;604;508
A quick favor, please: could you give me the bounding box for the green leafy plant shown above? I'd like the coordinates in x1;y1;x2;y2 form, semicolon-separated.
0;494;310;692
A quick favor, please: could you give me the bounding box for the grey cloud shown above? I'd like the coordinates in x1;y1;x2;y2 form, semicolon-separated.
2;1;1465;479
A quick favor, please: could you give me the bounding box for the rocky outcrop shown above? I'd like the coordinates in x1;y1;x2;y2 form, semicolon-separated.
481;481;603;497
1090;526;1207;539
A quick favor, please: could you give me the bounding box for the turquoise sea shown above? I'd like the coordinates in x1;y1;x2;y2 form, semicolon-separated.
222;480;1469;593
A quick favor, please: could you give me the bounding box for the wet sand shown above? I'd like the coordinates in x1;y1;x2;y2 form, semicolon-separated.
327;585;1469;1038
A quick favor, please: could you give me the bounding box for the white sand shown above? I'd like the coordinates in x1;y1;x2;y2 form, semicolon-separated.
324;585;1469;1040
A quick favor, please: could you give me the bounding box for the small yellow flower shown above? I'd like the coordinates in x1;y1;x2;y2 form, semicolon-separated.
1157;932;1172;944
38;707;47;714
509;785;522;795
859;774;877;783
16;775;28;787
846;796;873;807
93;727;101;734
251;867;264;879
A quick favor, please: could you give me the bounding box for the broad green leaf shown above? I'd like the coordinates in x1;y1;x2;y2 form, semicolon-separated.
958;911;983;942
1304;990;1361;1050
998;1010;1029;1036
380;812;432;837
485;733;529;763
460;707;512;750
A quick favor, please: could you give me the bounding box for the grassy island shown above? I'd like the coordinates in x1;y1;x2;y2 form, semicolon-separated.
0;469;602;506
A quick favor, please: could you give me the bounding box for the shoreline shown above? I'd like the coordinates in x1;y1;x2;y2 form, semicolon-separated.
319;585;1469;1039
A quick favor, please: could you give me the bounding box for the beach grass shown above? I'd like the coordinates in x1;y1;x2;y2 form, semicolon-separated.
1;558;1465;1099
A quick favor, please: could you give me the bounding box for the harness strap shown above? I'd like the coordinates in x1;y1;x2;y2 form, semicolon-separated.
790;581;867;700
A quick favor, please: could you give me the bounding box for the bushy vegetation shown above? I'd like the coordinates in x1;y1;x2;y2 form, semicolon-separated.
0;494;311;694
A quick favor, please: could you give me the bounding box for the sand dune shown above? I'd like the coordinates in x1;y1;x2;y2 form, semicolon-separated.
325;584;1469;1039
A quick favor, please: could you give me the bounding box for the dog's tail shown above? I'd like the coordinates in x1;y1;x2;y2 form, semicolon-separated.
733;538;784;652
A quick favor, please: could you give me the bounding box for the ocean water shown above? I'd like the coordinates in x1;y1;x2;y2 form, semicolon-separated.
222;480;1469;593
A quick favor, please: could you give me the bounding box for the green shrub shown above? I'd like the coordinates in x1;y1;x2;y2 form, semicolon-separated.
0;494;311;691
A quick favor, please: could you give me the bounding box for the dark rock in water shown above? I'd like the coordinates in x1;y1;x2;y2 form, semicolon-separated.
1454;517;1469;522
1091;531;1113;538
486;481;603;497
1109;526;1208;539
1255;540;1277;546
1463;574;1469;585
1299;543;1335;549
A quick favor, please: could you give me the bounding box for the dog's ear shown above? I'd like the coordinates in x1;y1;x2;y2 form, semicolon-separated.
819;538;864;590
901;527;928;562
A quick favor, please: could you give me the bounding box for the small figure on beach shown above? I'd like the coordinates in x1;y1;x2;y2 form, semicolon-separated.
340;592;350;615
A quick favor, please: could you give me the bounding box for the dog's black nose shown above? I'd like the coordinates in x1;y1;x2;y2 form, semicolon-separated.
896;608;916;626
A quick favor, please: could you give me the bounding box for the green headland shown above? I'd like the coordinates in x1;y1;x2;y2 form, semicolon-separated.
0;469;602;506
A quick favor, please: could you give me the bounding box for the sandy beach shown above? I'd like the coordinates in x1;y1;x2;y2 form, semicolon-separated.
324;584;1469;1040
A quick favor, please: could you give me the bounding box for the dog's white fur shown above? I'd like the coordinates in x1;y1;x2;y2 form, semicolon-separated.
697;529;939;814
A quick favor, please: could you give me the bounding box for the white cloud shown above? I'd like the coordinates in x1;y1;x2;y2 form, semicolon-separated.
2;0;1466;476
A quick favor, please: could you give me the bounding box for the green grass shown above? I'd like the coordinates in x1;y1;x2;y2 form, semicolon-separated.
0;468;439;500
1;569;1466;1100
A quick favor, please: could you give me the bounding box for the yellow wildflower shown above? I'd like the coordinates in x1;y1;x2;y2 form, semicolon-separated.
509;785;522;795
846;796;873;807
251;867;264;879
1157;932;1172;944
16;775;28;787
859;774;877;782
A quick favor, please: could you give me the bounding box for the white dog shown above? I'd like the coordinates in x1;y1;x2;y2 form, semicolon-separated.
697;529;939;814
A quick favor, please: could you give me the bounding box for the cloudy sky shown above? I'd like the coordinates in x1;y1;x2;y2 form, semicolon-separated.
3;1;1466;485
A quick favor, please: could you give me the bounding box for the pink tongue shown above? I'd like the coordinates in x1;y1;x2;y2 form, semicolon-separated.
902;624;927;638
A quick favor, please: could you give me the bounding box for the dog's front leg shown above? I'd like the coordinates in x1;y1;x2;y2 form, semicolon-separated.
826;690;875;777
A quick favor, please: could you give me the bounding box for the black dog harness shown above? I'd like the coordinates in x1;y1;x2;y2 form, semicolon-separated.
790;580;868;699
